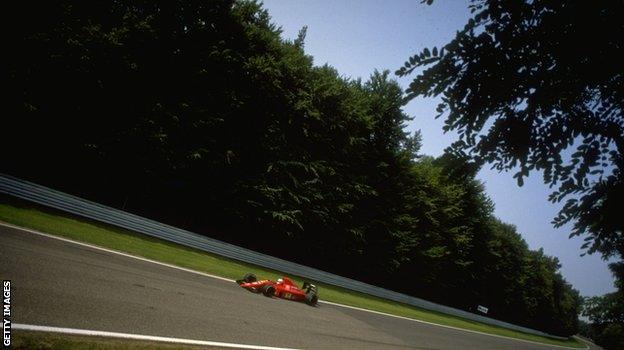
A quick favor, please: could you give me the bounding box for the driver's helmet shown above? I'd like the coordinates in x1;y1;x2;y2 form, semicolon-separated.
277;278;284;284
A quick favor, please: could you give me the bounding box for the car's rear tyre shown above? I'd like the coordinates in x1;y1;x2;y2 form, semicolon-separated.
243;273;257;283
305;291;318;306
261;285;275;297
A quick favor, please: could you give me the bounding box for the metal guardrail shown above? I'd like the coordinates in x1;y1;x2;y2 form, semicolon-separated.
0;173;566;339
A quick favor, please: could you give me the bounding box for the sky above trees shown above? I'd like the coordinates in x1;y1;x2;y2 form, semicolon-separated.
261;0;616;297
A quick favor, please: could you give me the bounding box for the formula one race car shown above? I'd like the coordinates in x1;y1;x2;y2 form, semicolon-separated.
236;273;318;306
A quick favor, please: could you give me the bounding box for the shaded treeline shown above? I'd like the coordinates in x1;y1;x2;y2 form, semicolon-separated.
579;258;623;349
4;0;579;335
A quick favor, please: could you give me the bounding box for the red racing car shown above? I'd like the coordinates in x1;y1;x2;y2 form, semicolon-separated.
236;273;318;306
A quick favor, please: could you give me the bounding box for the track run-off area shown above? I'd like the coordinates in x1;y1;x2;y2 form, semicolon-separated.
1;223;595;350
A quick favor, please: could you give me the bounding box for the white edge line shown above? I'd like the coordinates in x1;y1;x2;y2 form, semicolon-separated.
0;221;236;283
317;301;588;350
1;221;588;350
13;324;300;350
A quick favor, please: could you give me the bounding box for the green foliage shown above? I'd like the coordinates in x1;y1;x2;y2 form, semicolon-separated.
401;1;623;337
584;293;624;325
399;0;624;263
582;291;624;350
5;0;581;336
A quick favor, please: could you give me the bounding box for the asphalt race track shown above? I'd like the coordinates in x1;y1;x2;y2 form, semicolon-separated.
0;224;589;350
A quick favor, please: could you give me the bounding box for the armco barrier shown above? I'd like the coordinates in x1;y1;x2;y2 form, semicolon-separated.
0;173;566;339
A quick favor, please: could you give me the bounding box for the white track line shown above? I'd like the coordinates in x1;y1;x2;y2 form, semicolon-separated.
318;301;587;349
1;222;587;349
0;221;235;283
14;324;300;350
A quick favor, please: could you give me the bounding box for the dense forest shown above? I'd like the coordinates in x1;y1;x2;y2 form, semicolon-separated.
4;0;583;336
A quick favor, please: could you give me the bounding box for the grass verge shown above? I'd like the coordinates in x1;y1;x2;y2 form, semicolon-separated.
0;198;584;348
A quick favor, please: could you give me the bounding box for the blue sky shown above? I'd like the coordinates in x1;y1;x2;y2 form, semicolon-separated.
261;0;616;297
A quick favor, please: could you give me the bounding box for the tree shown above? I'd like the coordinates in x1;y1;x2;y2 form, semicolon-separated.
583;291;624;350
399;0;624;263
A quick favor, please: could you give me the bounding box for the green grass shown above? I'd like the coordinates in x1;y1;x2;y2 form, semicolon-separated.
12;331;225;349
0;198;585;348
